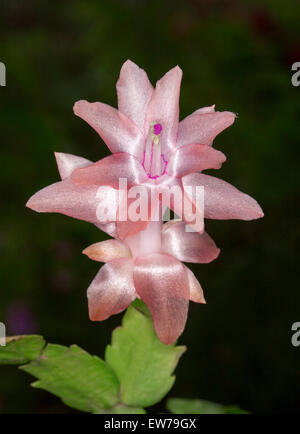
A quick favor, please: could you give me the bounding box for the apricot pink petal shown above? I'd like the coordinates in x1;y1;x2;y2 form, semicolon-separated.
161;221;220;263
83;240;131;262
26;179;114;225
55;152;91;180
73;100;145;161
133;253;189;345
87;258;136;321
177;111;236;147
166;144;226;178
71;153;148;189
117;60;153;131
182;173;264;220
185;266;206;304
145;66;182;157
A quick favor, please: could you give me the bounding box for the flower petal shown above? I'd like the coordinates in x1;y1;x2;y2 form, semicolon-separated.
145;66;182;157
185;266;206;303
177;111;236;147
83;240;131;262
115;182;159;240
189;104;215;116
116;194;150;241
95;222;117;238
182;173;264;220
55;152;91;180
26;178;117;224
71;153;148;189
117;59;153;131
74;100;145;161
87;258;136;321
162;221;220;263
125;220;162;258
166;144;226;178
133;253;189;345
157;176;204;233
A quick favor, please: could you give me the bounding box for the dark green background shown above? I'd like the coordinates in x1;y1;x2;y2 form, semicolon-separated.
0;0;299;413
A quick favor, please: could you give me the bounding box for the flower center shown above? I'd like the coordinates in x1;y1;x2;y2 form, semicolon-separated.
142;123;167;179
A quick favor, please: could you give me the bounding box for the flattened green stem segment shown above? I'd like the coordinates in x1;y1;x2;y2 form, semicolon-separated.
167;398;250;414
21;344;120;412
0;335;45;364
105;303;186;408
0;302;185;413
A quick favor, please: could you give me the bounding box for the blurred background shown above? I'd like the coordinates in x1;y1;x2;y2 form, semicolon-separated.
0;0;300;414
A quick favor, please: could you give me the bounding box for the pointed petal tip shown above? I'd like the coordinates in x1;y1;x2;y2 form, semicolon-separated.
170;65;183;78
25;198;33;210
158;335;176;346
82;240;131;262
26;195;39;212
88;309;99;322
73;99;88;115
53;151;63;166
257;207;264;219
82;246;90;257
221;152;227;163
121;59;140;70
246;201;264;220
207;247;221;263
158;64;183;83
88;307;110;322
226;111;237;124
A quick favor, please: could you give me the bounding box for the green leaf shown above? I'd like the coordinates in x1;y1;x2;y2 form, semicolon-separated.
225;406;250;414
0;335;45;364
105;304;186;408
167;398;250;414
21;343;120;413
95;404;146;414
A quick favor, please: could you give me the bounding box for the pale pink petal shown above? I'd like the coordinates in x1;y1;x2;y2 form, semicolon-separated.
116;183;158;240
55;152;92;180
161;221;220;263
116;220;148;241
95;222;117;238
74;100;145;161
144;66;182;157
83;240;131;262
125;220;162;258
117;59;153;131
157;176;204;233
133;253;189;345
26;179;117;224
182;173;264;220
177;111;236;148
71;153;148;189
189;104;215;116
185;266;206;303
166;144;226;178
87;258;136;321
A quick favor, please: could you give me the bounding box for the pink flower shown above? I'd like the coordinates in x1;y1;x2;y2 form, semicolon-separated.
27;60;263;235
82;219;220;345
67;60;263;237
26;60;263;344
